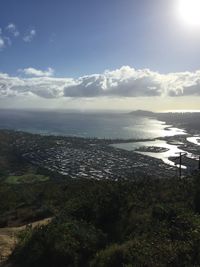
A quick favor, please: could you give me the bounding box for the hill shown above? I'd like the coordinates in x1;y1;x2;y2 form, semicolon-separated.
129;110;155;117
0;129;200;266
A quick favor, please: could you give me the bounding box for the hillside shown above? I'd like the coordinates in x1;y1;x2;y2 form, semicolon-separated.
0;130;200;266
129;110;155;117
2;174;200;267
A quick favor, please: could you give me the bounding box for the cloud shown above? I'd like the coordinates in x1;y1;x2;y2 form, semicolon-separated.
23;29;36;42
0;37;5;50
20;67;55;77
63;67;162;98
0;72;75;98
6;23;20;37
0;23;36;51
0;66;200;100
0;35;12;50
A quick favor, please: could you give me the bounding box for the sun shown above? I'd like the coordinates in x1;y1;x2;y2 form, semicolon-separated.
177;0;200;27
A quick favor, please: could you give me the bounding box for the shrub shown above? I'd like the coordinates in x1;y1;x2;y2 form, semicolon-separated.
12;219;106;267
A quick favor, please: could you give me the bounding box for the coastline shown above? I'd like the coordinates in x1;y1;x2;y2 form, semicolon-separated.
0;111;199;179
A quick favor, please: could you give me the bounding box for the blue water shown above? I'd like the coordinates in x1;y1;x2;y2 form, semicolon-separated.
0;109;185;139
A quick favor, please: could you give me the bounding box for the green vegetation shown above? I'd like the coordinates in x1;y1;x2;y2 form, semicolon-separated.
5;174;200;267
5;173;49;184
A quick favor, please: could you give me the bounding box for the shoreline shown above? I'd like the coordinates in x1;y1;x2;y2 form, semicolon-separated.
0;113;199;177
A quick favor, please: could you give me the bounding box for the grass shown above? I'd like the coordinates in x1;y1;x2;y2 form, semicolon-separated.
5;174;49;184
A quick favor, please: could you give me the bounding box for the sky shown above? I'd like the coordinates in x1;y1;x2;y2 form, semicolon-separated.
0;0;200;111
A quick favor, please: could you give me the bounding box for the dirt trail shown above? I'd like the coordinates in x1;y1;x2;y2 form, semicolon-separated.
0;218;52;265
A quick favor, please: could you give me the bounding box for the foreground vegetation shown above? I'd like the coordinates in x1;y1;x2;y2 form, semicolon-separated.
0;174;199;267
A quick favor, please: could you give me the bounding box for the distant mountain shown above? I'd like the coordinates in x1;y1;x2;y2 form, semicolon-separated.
129;110;155;117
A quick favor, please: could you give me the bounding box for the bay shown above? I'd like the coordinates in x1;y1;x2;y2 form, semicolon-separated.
0;109;185;139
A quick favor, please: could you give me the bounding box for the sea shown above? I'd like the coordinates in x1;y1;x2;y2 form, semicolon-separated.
0;109;184;139
0;109;199;168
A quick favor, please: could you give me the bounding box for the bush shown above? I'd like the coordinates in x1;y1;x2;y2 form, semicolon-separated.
91;238;196;267
12;219;106;267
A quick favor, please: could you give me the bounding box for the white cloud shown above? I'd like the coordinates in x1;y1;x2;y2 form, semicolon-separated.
20;67;55;77
0;66;200;100
6;23;20;37
0;37;5;50
0;35;12;50
0;23;37;51
23;29;36;42
63;67;163;98
0;72;75;98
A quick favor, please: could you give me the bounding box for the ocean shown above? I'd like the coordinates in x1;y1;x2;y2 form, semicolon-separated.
0;109;184;140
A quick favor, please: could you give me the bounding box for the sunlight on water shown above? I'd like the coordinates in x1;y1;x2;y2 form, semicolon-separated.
113;139;199;169
187;136;200;146
124;119;186;139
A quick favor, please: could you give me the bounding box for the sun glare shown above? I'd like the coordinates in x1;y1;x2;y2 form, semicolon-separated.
177;0;200;27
